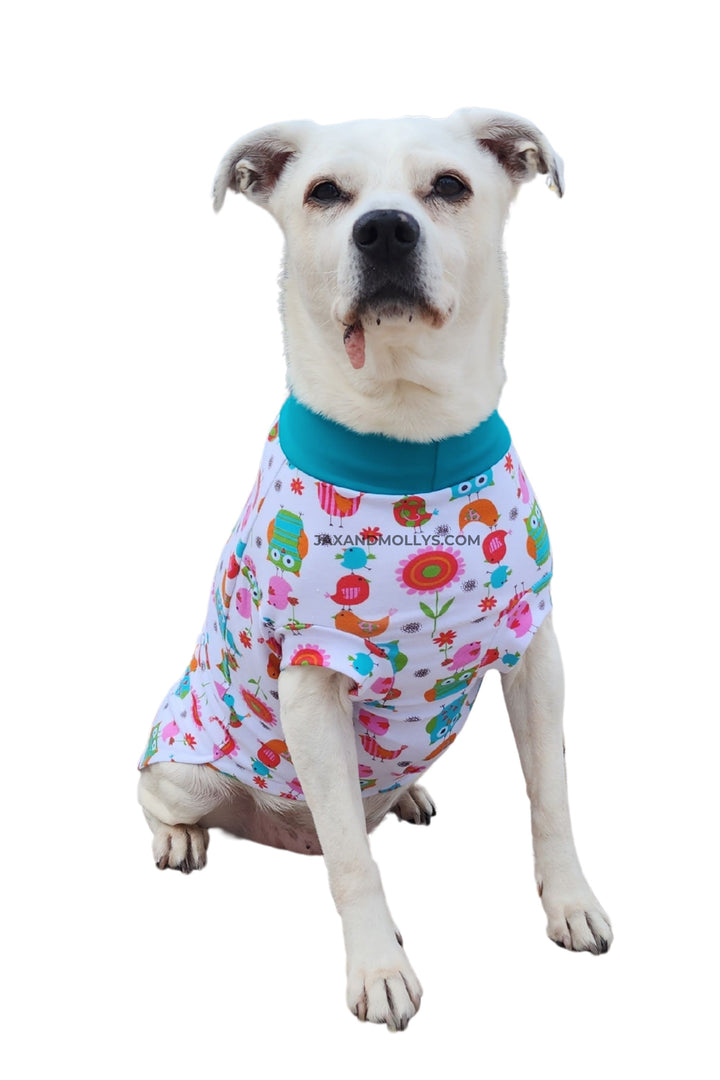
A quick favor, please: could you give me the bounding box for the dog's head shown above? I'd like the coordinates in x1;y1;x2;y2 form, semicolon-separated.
213;110;562;435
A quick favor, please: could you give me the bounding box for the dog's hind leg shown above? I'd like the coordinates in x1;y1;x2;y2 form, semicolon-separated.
501;615;613;954
278;664;423;1031
137;762;230;872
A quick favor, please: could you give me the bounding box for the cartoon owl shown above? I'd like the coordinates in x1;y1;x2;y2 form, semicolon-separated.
426;694;467;744
450;470;494;500
267;508;309;575
424;666;479;702
524;501;550;567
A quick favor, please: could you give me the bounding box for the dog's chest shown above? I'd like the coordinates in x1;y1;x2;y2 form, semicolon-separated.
140;411;554;798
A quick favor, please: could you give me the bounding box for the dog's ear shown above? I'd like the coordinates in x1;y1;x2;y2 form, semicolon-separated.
456;108;564;197
212;121;315;212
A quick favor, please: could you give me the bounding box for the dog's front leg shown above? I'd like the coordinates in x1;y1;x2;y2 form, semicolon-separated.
501;616;613;953
278;665;422;1030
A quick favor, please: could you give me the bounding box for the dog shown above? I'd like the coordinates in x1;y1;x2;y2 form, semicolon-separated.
138;109;612;1031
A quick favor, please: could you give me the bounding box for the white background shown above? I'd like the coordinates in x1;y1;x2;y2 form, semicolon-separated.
3;2;718;1076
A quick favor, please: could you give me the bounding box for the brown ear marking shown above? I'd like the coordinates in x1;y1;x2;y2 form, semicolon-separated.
212;121;315;212
457;109;564;197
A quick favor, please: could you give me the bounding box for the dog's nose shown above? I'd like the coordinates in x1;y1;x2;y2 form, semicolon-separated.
352;210;420;263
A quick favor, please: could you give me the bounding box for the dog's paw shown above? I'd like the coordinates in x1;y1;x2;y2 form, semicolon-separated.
542;881;613;954
153;824;209;873
392;784;436;826
347;947;423;1032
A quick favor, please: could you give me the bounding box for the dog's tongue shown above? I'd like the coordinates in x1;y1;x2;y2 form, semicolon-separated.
343;323;365;369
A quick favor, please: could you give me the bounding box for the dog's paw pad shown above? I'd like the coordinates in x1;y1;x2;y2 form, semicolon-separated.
153;824;209;873
392;785;436;826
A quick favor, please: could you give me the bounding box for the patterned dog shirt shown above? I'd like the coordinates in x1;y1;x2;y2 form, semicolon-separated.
139;394;553;798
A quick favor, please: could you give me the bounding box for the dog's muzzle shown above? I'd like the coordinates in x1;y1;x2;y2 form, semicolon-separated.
343;209;436;370
342;210;424;370
351;210;422;313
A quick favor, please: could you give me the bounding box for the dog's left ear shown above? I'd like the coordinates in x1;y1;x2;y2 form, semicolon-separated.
212;120;316;212
456;108;564;197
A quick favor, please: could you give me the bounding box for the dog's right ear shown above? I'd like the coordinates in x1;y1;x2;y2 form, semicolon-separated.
212;121;315;212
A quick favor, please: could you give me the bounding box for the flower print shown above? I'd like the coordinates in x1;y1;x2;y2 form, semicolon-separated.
184;732;197;750
239;629;252;649
290;644;331;667
253;775;269;789
504;452;514;473
396;548;465;595
360;525;382;543
479;596;497;612
434;627;457;664
397;547;465;633
290;476;305;495
241;687;277;726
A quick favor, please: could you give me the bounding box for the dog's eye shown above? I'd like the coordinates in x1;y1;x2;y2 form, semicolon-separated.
432;175;468;200
309;180;343;203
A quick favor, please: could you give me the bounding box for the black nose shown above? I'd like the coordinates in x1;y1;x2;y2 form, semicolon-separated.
352;210;420;263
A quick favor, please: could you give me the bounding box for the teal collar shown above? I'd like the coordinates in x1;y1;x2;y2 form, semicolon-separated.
278;394;511;495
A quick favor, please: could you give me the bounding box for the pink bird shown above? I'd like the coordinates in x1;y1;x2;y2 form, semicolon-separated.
235;587;252;619
447;641;483;670
358;708;390;736
517;467;531;504
267;574;293;610
506;600;533;638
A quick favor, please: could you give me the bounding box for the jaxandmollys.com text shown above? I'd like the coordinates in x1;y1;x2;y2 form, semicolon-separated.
313;533;483;547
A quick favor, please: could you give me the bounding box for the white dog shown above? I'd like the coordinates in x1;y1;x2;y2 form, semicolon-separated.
138;109;612;1032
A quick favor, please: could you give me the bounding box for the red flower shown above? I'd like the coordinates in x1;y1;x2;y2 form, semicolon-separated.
360;525;382;542
433;630;457;647
184;732;197;749
290;476;305;495
239;629;252;649
253;775;268;789
479;596;497;611
504;452;514;473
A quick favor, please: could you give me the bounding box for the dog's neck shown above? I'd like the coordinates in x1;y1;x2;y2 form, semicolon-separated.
282;283;509;444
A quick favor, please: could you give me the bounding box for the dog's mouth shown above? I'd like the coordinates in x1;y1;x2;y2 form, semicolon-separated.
342;288;446;369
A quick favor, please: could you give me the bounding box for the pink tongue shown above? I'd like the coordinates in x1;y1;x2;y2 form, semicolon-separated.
343;323;365;369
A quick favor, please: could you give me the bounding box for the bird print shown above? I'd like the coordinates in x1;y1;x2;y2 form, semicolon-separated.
524;501;550;567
